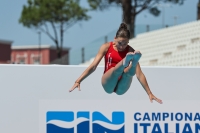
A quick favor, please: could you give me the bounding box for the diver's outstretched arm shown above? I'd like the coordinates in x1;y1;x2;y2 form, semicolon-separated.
136;64;163;104
69;43;109;92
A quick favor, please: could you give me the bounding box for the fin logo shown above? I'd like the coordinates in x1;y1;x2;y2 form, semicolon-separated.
46;111;124;133
46;111;89;133
92;111;124;133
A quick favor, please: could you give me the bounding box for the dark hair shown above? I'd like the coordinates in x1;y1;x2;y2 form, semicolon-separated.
115;23;130;39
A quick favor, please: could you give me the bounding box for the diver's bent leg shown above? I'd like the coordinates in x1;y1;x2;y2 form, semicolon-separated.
101;54;134;93
101;67;121;94
115;53;142;95
115;74;133;95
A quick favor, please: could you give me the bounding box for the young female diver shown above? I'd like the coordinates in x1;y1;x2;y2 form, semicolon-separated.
69;23;162;104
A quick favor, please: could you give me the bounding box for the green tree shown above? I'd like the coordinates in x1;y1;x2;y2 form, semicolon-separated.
88;0;184;38
19;0;90;58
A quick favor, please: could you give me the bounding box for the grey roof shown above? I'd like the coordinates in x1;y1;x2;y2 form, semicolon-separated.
12;45;70;50
0;39;13;44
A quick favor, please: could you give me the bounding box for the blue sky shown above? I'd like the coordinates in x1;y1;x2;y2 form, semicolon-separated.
0;0;199;50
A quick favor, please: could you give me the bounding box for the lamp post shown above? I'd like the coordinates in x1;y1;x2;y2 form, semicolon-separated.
38;31;41;64
156;4;171;28
81;47;85;63
173;16;180;25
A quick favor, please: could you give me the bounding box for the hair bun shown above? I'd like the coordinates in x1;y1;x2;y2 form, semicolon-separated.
115;22;130;39
119;23;128;30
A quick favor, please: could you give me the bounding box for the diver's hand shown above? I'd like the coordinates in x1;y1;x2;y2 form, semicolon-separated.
133;50;141;54
69;82;81;92
149;93;163;104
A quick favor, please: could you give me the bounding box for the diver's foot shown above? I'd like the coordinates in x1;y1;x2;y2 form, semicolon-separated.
132;53;142;67
123;53;134;67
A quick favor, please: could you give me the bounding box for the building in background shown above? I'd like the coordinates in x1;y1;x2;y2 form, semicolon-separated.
11;45;70;64
0;39;12;64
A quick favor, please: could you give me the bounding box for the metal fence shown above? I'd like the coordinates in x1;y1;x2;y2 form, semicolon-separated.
69;24;168;65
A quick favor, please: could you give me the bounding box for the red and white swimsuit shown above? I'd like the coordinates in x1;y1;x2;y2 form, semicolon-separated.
104;42;130;74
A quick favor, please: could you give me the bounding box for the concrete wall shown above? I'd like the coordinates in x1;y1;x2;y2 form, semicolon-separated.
0;65;200;133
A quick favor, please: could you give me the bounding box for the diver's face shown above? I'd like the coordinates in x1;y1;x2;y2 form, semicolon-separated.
114;37;129;51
